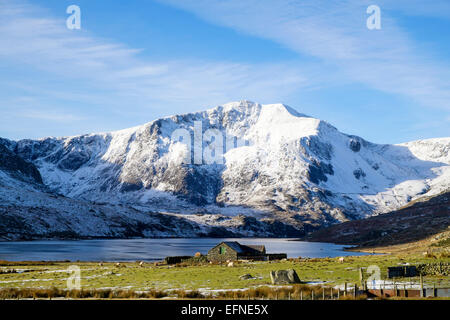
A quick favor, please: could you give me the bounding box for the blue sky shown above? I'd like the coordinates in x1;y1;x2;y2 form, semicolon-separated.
0;0;449;143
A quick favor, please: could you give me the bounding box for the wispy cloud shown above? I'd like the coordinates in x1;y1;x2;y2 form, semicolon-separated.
381;0;450;19
0;0;307;129
159;0;450;110
16;110;85;122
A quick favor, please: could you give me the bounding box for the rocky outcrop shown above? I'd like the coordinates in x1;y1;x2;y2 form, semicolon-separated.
270;269;301;284
0;144;42;184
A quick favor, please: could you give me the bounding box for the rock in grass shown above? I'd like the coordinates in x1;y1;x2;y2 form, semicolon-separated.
239;274;254;280
270;269;301;284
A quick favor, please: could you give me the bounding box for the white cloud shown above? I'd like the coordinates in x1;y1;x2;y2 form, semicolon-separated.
380;0;450;19
159;0;450;110
0;0;307;123
17;110;85;122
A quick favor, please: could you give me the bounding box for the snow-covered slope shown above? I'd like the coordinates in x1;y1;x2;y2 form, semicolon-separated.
0;164;301;240
1;101;449;238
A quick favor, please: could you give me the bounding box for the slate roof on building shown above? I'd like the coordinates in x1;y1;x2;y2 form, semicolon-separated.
222;241;244;253
220;242;266;255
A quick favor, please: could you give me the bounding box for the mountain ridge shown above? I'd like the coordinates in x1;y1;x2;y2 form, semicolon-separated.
0;100;449;239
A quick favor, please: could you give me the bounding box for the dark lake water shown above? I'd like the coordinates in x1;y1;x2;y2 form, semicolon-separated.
0;238;369;262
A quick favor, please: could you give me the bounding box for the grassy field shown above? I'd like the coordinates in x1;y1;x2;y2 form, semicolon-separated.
1;253;448;296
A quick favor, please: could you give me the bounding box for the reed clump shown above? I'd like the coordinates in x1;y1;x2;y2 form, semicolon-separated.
0;287;169;299
0;285;367;300
213;284;343;300
173;289;204;299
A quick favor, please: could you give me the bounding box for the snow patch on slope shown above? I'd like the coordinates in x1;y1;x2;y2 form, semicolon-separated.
2;101;449;236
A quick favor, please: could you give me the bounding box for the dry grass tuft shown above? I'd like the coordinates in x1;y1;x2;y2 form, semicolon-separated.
0;287;169;300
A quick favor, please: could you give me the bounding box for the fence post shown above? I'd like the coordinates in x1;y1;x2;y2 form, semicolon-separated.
322;287;325;300
300;290;303;301
337;288;340;299
420;274;423;298
344;282;347;296
330;288;333;300
311;290;314;300
359;267;364;287
353;284;357;298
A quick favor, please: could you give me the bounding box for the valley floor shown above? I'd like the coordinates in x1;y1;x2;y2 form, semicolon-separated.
0;252;448;299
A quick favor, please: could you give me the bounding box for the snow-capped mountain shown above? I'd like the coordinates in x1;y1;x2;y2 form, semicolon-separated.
1;101;449;239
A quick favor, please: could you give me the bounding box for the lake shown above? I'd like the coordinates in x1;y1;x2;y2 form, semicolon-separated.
0;238;370;262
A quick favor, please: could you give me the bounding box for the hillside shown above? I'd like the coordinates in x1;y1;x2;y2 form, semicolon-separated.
304;190;450;248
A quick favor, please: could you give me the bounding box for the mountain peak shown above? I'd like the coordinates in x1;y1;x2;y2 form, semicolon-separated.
0;101;448;239
218;100;309;118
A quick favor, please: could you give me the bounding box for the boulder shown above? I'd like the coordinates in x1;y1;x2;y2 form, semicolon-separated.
270;269;301;285
349;139;361;152
239;274;254;280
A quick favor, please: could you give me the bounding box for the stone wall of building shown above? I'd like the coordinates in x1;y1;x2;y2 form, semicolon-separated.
207;243;238;262
417;262;450;276
267;253;287;261
165;256;192;264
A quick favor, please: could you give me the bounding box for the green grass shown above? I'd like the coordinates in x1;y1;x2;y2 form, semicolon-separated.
431;237;450;248
0;254;449;292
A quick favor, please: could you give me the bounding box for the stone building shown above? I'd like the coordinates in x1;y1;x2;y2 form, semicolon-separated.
207;241;267;262
207;241;286;262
